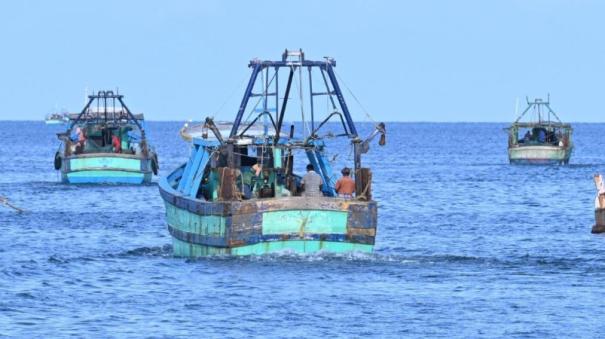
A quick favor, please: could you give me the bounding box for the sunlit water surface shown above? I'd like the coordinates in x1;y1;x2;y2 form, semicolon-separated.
1;122;605;337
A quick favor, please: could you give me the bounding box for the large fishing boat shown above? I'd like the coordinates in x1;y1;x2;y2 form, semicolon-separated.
159;50;386;256
505;96;573;164
54;90;159;184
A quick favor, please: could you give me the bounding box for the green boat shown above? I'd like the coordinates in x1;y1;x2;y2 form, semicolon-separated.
55;90;159;184
505;96;573;165
159;50;386;256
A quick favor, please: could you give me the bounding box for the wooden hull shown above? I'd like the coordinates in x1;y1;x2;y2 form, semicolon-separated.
508;145;572;164
593;208;605;233
61;153;152;184
159;170;377;256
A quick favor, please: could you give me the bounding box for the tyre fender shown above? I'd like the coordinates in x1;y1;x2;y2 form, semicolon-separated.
151;153;159;175
54;152;62;170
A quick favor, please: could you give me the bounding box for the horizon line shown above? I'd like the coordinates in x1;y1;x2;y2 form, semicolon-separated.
3;119;605;124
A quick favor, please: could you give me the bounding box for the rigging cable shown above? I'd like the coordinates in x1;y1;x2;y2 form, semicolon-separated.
211;70;253;120
242;71;278;130
333;69;380;126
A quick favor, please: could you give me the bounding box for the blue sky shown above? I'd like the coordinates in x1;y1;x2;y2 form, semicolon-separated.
0;0;603;122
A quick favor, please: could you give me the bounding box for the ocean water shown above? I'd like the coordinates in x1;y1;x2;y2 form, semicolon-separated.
1;121;605;337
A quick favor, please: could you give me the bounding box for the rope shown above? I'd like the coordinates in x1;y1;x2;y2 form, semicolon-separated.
218;168;227;201
232;170;242;200
238;170;246;199
0;196;24;213
296;65;310;138
355;170;372;201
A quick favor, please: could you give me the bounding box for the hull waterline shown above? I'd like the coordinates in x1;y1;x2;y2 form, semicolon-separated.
508;145;572;164
159;173;376;257
61;154;153;184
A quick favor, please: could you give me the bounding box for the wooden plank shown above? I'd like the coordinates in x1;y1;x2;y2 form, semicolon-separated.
187;149;211;198
177;144;198;192
218;167;238;200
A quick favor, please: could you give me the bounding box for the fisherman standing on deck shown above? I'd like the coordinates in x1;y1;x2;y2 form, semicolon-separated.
301;164;323;197
74;127;86;154
335;167;355;198
112;134;122;153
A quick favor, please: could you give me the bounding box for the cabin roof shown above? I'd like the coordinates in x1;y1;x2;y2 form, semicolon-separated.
509;121;572;129
68;112;145;121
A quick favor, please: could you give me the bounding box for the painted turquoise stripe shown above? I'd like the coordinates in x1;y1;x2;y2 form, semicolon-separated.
164;203;226;236
69;157;142;171
65;170;148;184
171;237;373;257
232;240;373;255
172;237;228;256
262;209;347;235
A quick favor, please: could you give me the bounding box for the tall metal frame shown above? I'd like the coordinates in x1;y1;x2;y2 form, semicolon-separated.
513;95;563;125
225;50;367;195
229;49;358;140
69;90;145;138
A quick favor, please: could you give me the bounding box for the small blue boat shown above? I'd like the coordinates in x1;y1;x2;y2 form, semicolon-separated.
54;90;159;184
160;49;386;256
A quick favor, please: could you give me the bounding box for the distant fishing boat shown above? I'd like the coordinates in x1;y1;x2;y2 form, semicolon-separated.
44;112;68;125
505;96;573;164
54;90;159;184
159;49;386;256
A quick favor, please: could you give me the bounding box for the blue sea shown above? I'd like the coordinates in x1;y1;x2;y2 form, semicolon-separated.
1;121;605;337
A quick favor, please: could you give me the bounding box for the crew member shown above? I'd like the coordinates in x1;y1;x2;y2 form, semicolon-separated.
75;127;86;154
112;135;122;153
301;164;323;197
335;167;355;198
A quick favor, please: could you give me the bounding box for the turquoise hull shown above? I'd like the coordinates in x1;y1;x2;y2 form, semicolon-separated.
171;237;373;256
61;154;152;184
159;169;377;257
